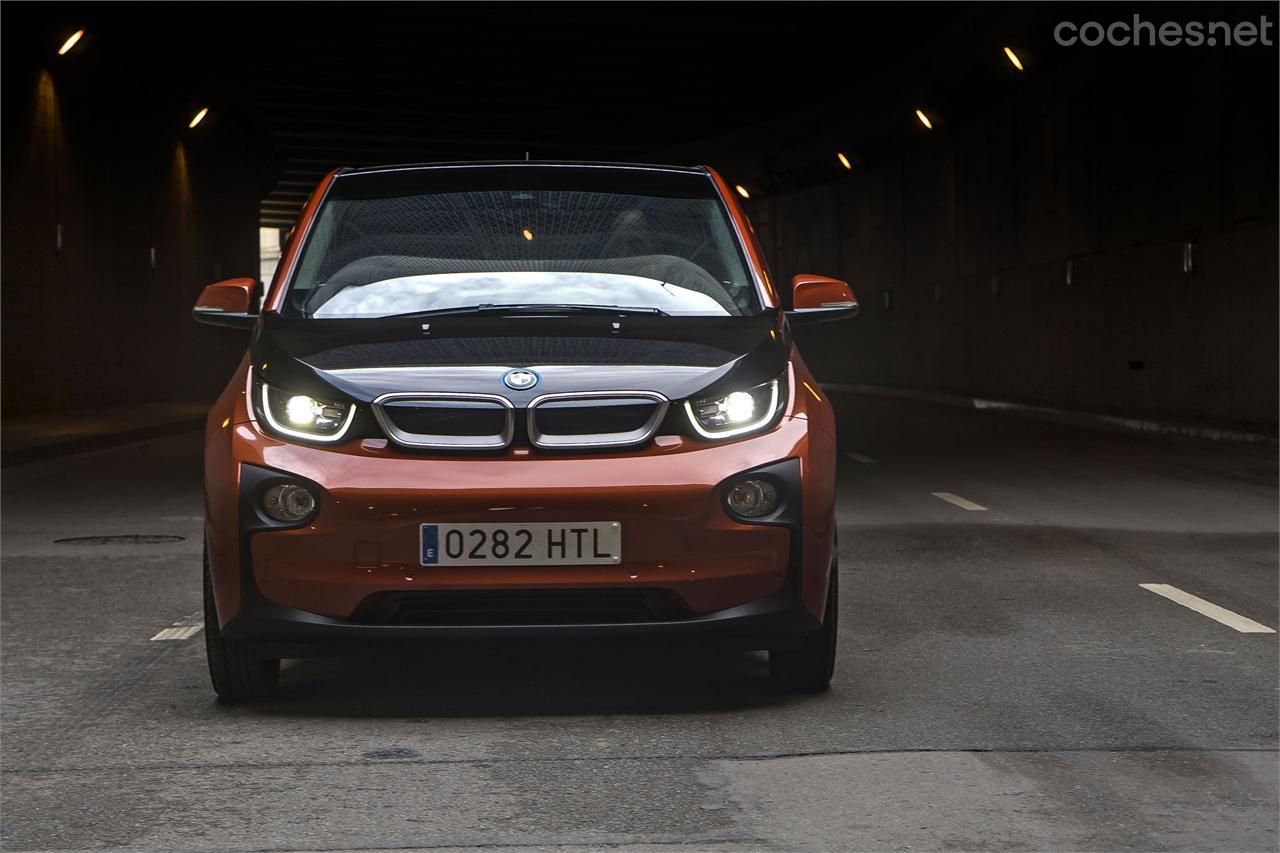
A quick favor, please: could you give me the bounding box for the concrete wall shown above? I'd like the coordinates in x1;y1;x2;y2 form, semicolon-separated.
749;47;1277;429
1;60;259;417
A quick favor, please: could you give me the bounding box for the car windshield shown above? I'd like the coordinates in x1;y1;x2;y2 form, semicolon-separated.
286;167;760;319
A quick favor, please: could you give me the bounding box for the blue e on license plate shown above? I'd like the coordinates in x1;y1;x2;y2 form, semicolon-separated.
420;522;622;566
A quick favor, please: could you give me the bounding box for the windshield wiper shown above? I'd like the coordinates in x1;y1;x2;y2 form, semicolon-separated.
387;303;669;319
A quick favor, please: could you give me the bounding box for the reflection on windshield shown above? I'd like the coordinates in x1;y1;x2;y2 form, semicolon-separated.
312;272;731;318
287;186;761;318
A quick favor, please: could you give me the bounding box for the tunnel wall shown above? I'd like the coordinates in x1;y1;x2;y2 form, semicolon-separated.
1;64;258;417
749;48;1278;430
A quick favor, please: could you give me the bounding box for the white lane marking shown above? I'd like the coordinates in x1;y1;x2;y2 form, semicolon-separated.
150;626;202;641
150;611;203;641
1139;584;1276;634
931;492;988;511
845;452;876;464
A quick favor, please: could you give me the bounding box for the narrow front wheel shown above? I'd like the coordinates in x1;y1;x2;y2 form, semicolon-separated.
203;542;279;703
769;558;838;692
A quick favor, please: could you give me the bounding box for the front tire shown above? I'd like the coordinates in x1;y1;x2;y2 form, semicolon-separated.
204;542;279;703
770;555;838;692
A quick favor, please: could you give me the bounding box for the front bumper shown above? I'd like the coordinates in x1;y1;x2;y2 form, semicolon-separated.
206;411;832;649
221;454;816;653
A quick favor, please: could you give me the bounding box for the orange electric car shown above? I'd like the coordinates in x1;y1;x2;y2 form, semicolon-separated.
194;162;856;701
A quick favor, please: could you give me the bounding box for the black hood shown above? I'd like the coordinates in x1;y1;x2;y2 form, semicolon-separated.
251;311;790;406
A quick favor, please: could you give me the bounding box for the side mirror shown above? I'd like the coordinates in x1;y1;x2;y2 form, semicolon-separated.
786;274;858;324
193;278;258;329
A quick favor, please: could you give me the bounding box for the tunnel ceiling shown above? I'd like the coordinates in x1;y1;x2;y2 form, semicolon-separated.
7;2;971;228
240;2;971;229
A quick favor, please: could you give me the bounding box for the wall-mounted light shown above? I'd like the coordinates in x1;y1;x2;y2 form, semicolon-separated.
734;185;750;199
521;227;534;241
915;109;934;130
188;107;209;129
837;152;852;170
1003;47;1024;71
58;30;84;56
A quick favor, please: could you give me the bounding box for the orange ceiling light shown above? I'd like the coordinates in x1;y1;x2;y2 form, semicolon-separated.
58;30;84;55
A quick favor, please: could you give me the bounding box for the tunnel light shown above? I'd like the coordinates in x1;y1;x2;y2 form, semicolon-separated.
188;108;209;129
915;109;934;130
57;30;84;56
521;227;534;241
735;184;750;199
1004;47;1024;71
837;152;852;170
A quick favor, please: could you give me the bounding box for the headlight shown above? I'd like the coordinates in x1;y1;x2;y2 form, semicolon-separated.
685;374;785;439
259;382;356;443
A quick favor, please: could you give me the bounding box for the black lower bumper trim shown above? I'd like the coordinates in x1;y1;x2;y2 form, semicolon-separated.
221;590;818;655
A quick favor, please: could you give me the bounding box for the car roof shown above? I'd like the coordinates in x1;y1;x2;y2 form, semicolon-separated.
341;161;709;176
326;162;723;201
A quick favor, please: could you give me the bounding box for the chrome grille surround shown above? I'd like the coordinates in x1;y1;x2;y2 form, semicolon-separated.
372;392;515;450
527;391;669;450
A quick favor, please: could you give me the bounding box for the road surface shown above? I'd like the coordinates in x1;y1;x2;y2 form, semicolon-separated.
3;394;1276;851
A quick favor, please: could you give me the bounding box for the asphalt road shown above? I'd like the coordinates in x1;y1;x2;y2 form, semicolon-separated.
2;394;1276;852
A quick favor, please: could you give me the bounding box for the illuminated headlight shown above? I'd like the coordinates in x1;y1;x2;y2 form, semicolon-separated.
285;395;320;425
260;383;356;443
685;375;784;439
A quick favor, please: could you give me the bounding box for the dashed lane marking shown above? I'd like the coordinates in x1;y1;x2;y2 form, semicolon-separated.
150;626;202;641
845;453;876;464
931;491;988;511
1140;584;1276;634
149;611;203;641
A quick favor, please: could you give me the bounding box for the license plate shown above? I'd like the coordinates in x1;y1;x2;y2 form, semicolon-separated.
420;522;622;566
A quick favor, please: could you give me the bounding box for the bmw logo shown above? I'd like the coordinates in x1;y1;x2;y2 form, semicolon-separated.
502;369;540;391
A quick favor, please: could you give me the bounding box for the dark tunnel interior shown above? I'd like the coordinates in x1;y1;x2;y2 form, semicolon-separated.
1;2;1276;432
1;5;1278;848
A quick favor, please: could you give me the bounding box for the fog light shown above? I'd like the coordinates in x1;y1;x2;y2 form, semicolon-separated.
262;483;317;523
725;478;781;519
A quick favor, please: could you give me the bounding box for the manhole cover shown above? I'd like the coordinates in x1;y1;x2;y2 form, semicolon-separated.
54;535;186;545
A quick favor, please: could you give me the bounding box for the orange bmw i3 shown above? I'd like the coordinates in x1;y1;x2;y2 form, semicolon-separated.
194;162;856;701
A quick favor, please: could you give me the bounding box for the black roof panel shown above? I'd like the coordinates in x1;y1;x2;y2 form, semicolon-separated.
329;163;720;200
